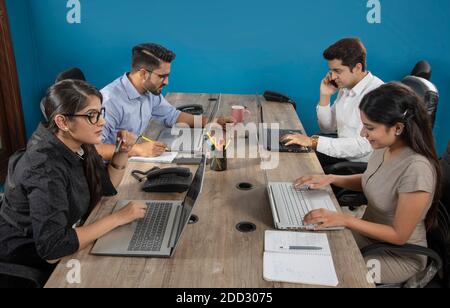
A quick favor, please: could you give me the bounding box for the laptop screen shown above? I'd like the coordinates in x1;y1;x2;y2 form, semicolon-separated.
173;156;206;245
158;128;204;153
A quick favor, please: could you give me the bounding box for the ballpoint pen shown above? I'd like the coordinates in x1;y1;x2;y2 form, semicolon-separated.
114;138;123;153
279;246;322;250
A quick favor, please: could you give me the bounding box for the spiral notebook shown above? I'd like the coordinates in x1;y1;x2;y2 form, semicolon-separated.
263;230;338;287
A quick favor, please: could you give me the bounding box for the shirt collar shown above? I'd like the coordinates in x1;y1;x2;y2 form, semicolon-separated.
120;73;144;100
28;124;84;166
345;72;374;97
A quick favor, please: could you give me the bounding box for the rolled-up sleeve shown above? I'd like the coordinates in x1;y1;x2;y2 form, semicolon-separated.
25;164;79;261
151;95;181;127
316;135;373;160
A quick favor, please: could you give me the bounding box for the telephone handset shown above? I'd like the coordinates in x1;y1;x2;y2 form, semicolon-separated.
131;167;193;193
328;79;338;88
326;73;338;88
263;91;297;110
177;104;204;115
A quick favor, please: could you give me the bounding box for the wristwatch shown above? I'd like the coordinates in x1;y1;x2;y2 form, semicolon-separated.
310;135;320;151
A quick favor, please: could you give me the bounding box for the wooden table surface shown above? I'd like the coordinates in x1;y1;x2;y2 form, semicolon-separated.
44;93;373;288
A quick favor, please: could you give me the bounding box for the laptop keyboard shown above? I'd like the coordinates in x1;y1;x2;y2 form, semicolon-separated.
272;183;335;225
278;142;310;153
265;129;311;153
278;130;310;153
128;202;172;252
278;184;310;225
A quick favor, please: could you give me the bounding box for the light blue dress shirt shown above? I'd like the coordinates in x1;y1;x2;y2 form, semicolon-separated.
101;73;181;144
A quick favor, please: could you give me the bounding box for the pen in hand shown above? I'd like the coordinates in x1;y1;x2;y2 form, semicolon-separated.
114;138;124;153
140;135;169;152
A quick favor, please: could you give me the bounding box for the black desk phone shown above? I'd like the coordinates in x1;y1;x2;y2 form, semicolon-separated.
131;167;193;193
263;91;297;110
177;104;204;115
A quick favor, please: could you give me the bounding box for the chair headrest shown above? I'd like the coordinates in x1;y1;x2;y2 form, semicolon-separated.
401;76;439;98
411;60;432;80
40;98;48;122
55;67;86;83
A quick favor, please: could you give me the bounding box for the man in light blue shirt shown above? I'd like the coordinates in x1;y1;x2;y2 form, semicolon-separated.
101;72;181;144
100;43;232;159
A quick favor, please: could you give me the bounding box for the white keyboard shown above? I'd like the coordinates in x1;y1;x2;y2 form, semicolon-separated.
269;182;336;226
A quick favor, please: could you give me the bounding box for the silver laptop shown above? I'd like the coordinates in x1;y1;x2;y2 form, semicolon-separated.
91;156;206;258
156;94;222;154
267;182;344;231
157;127;205;154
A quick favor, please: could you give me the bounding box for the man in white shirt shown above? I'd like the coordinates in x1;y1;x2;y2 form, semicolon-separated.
282;38;384;172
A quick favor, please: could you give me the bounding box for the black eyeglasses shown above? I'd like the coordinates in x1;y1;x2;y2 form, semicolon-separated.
64;107;105;125
144;69;170;81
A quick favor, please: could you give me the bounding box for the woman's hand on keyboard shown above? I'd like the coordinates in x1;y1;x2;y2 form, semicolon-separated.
114;201;147;226
293;175;334;190
304;209;347;230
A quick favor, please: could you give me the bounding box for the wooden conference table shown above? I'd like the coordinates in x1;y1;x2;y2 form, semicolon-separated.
45;93;373;288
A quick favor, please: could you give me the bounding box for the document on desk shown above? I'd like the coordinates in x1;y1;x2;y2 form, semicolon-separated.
128;152;178;164
263;230;338;287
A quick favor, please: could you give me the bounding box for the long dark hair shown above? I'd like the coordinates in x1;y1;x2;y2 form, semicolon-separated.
42;79;104;212
360;82;442;230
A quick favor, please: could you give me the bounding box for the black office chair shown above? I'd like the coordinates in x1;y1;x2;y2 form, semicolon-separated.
0;262;50;288
0;194;50;288
362;141;450;288
40;67;87;122
55;67;86;83
411;60;432;81
401;75;439;128
328;60;439;209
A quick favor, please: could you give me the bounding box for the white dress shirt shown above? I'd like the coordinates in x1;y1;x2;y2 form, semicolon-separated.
316;72;384;162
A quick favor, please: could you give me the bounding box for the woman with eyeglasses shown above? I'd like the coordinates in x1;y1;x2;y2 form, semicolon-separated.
0;80;148;286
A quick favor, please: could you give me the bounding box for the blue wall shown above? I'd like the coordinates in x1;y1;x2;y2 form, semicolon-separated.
5;0;450;155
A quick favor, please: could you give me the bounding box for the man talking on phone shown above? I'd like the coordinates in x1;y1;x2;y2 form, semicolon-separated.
282;38;384;172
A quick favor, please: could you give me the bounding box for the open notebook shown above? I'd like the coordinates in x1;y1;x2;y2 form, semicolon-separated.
263;230;338;287
128;152;178;164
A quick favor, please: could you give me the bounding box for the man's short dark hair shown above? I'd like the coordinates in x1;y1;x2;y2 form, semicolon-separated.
132;43;176;71
323;38;367;72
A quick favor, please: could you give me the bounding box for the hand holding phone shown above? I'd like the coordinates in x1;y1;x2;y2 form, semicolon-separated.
326;72;338;88
320;73;339;96
328;78;338;88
